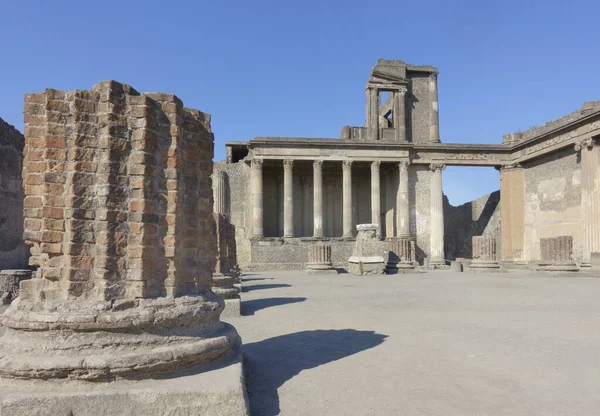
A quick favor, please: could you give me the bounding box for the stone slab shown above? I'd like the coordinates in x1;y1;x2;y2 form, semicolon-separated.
221;298;241;318
305;268;339;275
0;341;249;416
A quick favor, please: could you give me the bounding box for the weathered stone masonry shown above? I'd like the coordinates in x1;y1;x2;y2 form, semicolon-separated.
0;81;238;382
0;118;29;270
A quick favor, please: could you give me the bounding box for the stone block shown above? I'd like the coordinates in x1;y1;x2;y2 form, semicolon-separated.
470;236;500;270
450;261;463;272
591;253;600;272
539;236;578;272
348;256;386;276
0;270;32;304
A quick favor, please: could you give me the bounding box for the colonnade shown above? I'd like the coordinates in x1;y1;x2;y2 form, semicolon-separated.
250;159;446;261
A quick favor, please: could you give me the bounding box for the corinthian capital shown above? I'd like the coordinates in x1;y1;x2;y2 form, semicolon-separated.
429;163;445;172
398;160;410;170
342;160;353;170
371;160;381;172
283;159;294;170
251;158;263;169
313;159;323;170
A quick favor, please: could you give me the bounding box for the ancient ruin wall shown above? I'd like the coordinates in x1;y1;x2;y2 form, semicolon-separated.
21;82;215;300
406;73;433;144
0;118;29;270
523;147;582;262
443;191;501;260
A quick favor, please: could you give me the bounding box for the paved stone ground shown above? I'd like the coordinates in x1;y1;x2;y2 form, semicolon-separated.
225;270;600;416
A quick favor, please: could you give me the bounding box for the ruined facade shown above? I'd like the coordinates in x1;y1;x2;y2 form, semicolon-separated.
0;118;29;270
218;59;600;271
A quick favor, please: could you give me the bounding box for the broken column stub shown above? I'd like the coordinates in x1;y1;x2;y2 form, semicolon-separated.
470;236;500;269
386;237;414;272
348;224;387;275
539;236;578;271
0;81;239;381
306;243;337;274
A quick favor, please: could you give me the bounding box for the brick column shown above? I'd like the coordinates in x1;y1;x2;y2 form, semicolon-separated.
575;138;600;266
370;160;381;234
251;158;264;238
396;160;410;237
342;160;353;238
499;164;525;262
393;87;407;142
429;73;440;143
429;164;445;266
313;160;324;238
283;159;294;238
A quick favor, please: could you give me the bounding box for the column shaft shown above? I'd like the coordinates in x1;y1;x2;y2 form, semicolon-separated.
283;159;294;238
429;164;445;265
313;160;324;238
429;74;440;143
251;159;263;238
371;161;381;234
577;138;600;264
397;161;410;237
213;170;228;217
393;88;407;142
342;161;353;238
368;87;380;140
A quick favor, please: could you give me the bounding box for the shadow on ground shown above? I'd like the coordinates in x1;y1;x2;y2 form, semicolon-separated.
244;329;387;416
242;297;306;316
242;284;291;292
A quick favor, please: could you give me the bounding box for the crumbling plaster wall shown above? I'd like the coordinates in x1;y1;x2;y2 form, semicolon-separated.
0;118;28;270
523;147;582;262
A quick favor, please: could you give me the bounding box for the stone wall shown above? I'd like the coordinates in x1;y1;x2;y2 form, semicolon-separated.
406;73;432;144
444;191;501;260
0;118;29;270
523;147;583;262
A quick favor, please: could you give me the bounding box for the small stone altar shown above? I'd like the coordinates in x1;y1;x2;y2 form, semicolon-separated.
348;224;387;275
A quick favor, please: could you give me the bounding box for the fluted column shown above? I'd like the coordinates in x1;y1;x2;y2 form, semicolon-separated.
367;87;380;140
313;160;324;238
575;138;600;265
429;164;445;266
397;160;410;237
213;170;228;217
393;87;407;142
251;158;264;238
429;73;440;143
371;161;381;234
342;160;353;238
283;159;294;238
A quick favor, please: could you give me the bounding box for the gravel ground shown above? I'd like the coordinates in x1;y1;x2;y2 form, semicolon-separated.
225;270;600;416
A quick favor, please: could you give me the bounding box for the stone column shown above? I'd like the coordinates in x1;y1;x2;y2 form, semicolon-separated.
387;238;414;272
575;138;600;266
367;87;380;140
393;87;407;142
342;160;354;238
499;163;525;262
305;244;337;274
429;164;445;266
213;170;229;218
371;161;381;234
470;236;499;269
251;158;264;238
283;159;294;238
313;160;324;238
429;73;440;143
396;160;410;237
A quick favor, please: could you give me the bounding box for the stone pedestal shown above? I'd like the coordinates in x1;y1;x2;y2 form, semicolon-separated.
212;275;241;317
0;82;247;415
386;238;414;272
539;236;578;272
348;224;386;275
0;270;32;304
470;236;500;269
305;244;337;275
450;261;463;272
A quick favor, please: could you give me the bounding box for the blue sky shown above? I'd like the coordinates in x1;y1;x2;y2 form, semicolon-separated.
1;0;598;205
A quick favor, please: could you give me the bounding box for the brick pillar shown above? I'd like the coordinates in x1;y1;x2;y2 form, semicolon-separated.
499;164;525;262
539;236;578;271
470;236;499;269
1;81;238;381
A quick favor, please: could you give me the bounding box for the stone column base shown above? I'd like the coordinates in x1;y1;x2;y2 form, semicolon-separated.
221;298;241;317
0;338;249;416
538;263;579;272
348;256;386;275
386;261;415;274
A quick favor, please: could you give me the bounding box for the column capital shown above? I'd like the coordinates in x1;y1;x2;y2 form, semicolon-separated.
574;137;596;151
251;158;263;169
428;73;438;82
283;159;294;170
342;160;353;170
396;86;408;95
398;160;410;170
313;159;323;170
429;163;445;172
371;160;381;172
